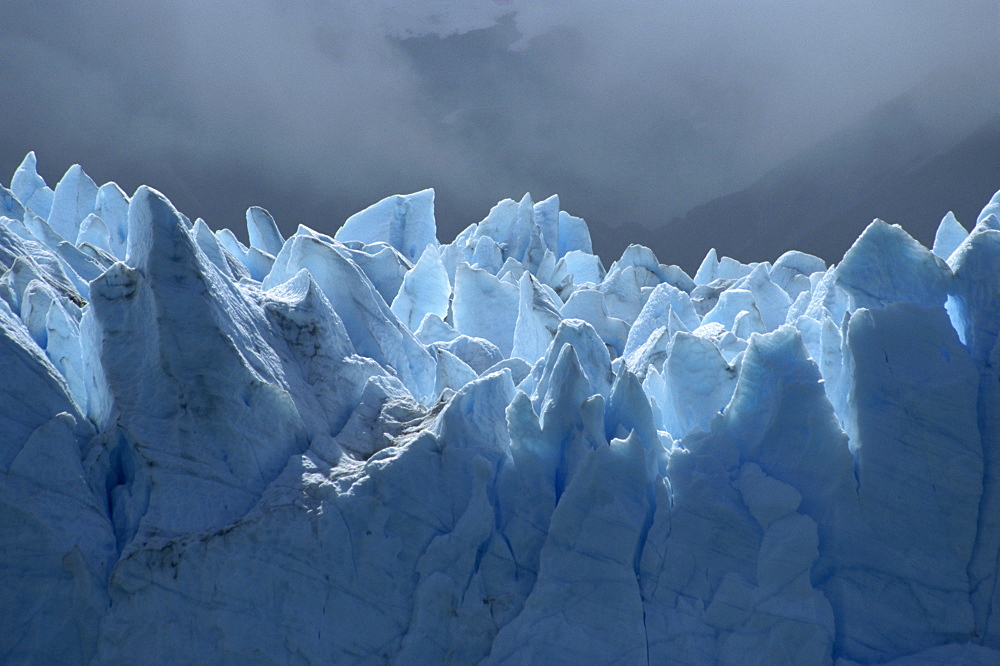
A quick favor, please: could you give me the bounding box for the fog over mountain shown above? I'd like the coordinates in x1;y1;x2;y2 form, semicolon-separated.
659;69;1000;271
1;1;997;269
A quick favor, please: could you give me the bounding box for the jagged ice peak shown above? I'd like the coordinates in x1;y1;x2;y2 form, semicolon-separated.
2;153;1000;664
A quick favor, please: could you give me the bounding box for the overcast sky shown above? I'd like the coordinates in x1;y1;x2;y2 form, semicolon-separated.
1;0;997;268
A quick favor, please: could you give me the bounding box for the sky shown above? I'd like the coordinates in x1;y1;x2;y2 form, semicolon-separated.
1;0;998;271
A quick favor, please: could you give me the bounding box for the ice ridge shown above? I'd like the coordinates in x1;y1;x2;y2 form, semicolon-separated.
1;154;999;664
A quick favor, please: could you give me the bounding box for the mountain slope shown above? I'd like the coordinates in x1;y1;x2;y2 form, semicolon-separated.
662;101;1000;272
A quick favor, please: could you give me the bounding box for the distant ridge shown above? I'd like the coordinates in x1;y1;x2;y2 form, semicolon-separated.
662;91;1000;272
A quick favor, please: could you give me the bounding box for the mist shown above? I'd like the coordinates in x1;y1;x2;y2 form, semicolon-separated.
1;0;997;269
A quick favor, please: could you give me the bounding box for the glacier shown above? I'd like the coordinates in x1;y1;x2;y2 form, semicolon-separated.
1;151;1000;664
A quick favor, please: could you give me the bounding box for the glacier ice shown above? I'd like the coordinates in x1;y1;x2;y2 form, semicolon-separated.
1;153;1000;664
11;152;54;220
390;243;450;331
334;188;437;263
48;164;98;244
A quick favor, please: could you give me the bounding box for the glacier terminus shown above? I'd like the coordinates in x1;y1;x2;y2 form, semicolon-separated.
2;152;1000;664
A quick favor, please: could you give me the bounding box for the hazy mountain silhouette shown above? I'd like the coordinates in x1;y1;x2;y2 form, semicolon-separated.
658;74;1000;273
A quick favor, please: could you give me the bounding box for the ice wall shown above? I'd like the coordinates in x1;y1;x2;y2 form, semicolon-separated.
2;152;999;664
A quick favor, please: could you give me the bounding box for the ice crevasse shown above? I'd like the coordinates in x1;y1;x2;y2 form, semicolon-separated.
2;152;1000;664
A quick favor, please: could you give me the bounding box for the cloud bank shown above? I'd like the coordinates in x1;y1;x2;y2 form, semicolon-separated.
1;1;997;264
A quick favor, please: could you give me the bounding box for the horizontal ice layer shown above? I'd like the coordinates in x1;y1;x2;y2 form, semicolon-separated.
1;153;999;664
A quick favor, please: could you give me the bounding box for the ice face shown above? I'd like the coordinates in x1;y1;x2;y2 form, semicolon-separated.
245;206;284;257
76;213;112;253
533;194;560;253
557;210;593;257
836;219;952;310
265;233;437;404
95;182;130;259
452;261;519;356
390;243;450;331
1;155;999;664
510;272;563;364
978;189;1000;227
334;188;437;263
10;151;54;219
932;211;969;260
770;250;827;299
626;281;701;359
48;164;98;243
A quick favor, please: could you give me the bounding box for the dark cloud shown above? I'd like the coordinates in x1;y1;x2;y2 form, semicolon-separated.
1;1;997;269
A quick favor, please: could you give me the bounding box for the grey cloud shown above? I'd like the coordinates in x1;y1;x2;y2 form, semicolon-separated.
1;1;997;268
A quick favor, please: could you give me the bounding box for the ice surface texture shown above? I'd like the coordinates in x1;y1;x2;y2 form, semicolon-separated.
2;153;999;664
